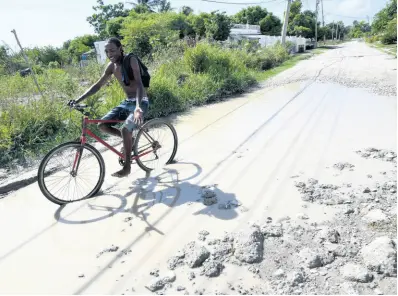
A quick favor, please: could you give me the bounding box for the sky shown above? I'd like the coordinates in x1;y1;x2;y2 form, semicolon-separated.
0;0;390;50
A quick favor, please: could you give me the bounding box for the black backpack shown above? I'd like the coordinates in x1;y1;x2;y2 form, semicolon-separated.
121;52;151;88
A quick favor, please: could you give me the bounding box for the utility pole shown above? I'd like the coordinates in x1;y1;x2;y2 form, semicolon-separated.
281;0;292;46
11;29;43;97
331;21;334;40
336;23;339;41
321;0;325;44
315;0;320;48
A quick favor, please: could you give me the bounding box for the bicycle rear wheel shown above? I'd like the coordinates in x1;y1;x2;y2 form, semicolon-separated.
134;118;178;172
38;141;105;205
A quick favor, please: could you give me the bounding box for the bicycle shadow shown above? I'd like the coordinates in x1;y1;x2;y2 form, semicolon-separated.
54;161;241;227
128;168;241;221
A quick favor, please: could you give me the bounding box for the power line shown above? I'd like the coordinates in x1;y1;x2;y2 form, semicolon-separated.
200;0;280;5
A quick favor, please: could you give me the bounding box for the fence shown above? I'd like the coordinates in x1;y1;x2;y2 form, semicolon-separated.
229;34;308;52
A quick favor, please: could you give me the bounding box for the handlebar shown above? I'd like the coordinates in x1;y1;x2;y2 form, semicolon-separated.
69;103;91;116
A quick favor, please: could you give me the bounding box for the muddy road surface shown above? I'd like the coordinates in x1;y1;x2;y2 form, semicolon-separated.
0;41;396;295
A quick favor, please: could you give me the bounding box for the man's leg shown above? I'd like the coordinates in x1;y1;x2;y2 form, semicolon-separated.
111;100;149;178
111;127;133;177
98;124;122;138
98;105;124;138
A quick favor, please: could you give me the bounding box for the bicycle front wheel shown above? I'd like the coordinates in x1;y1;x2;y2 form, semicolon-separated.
38;141;105;205
134;118;178;172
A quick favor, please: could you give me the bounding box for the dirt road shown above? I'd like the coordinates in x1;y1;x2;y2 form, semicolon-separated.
0;41;396;295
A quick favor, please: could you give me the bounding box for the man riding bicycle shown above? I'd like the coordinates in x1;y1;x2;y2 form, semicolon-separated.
70;37;149;178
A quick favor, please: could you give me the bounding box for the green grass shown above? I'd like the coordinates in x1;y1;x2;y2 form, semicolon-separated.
253;53;312;81
370;42;397;57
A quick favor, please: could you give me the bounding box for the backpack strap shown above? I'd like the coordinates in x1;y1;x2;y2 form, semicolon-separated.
121;53;149;87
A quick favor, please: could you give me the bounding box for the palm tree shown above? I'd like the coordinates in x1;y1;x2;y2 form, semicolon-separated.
124;0;158;10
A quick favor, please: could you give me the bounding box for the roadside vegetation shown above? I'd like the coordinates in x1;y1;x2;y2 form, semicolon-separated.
0;0;394;170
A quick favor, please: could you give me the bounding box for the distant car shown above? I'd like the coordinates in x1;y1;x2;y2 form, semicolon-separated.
19;68;32;77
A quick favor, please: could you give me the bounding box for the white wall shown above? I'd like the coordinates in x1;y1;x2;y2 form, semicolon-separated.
94;41;107;64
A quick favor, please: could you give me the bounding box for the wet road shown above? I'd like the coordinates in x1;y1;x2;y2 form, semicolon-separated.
0;42;396;294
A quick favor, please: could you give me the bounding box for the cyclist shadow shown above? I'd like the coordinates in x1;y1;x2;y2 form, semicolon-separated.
130;168;241;221
54;161;241;227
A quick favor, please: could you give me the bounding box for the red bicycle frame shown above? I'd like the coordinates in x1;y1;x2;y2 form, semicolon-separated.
72;115;155;172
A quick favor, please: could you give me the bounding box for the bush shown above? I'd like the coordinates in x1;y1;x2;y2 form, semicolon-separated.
381;17;397;44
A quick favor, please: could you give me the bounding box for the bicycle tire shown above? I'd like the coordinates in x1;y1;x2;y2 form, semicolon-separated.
38;141;105;205
134;118;178;172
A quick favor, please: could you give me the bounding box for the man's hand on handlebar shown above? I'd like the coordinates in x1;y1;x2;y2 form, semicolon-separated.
67;100;77;108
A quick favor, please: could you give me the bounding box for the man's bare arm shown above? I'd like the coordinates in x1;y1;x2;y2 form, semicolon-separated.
130;57;144;108
76;62;113;103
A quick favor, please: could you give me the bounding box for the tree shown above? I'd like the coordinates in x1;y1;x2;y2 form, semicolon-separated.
87;0;129;37
181;6;193;16
233;6;268;25
349;20;371;38
293;26;312;38
106;16;125;38
259;13;282;36
155;0;173;12
68;35;99;62
288;0;302;23
133;4;153;14
128;0;159;12
205;11;233;41
187;13;209;37
372;0;397;34
289;10;316;38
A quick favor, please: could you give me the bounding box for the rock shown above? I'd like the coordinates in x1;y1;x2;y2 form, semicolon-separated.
374;288;383;295
333;162;355;171
360;236;397;276
177;286;186;291
162;271;176;283
234;225;264;263
210;242;233;261
343;206;355;215
147;278;165;292
299;248;335;268
201;188;217;205
273;269;285;278
183;242;210;268
288;270;306;287
261;224;283;237
297;213;309;220
334;244;360;258
188;272;195;280
78;273;85;278
218;200;241;210
340;282;358;295
199;230;209;236
96;245;119;258
150;268;160;277
317;227;341;244
363;187;371;193
340;263;373;283
167;250;185;270
362;209;389;224
201;260;224;277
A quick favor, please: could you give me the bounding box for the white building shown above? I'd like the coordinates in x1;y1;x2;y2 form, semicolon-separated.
229;24;307;53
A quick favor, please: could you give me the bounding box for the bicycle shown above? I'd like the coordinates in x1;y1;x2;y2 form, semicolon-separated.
37;104;178;205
